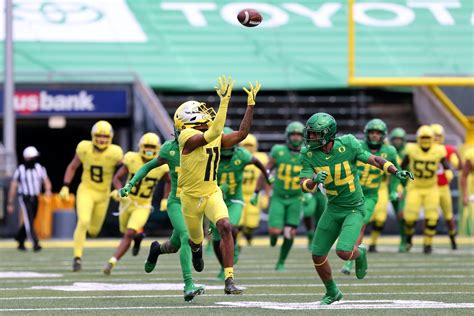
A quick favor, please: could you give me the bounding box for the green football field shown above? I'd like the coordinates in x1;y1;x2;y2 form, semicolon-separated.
0;237;473;315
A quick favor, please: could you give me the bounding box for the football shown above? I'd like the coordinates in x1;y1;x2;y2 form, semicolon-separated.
237;8;262;27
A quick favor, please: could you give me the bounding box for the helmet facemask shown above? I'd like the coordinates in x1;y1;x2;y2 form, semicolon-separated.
304;127;331;149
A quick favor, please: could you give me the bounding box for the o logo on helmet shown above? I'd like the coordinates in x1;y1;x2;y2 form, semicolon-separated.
338;146;346;153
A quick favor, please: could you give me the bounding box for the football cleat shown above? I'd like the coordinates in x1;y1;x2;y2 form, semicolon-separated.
103;258;116;276
355;245;368;280
184;285;205;302
72;257;82;272
144;241;161;273
320;289;343;305
449;235;457;250
17;243;27;251
423;245;432;255
191;246;204;272
132;233;145;256
224;278;243;295
368;245;377;253
341;260;353;275
275;262;286;272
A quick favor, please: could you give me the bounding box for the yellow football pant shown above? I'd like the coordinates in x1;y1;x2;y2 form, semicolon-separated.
239;193;260;229
371;183;389;224
181;189;229;244
119;200;151;234
73;184;110;258
404;186;440;224
439;184;453;221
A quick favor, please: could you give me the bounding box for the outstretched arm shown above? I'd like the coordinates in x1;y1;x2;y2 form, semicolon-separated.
221;81;261;148
120;157;167;197
367;155;414;183
183;76;234;154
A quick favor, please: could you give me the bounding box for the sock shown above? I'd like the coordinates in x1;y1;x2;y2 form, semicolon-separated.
323;279;338;295
73;223;87;258
399;219;406;242
370;230;381;246
160;240;179;254
180;239;194;288
108;257;117;266
224;267;234;280
307;231;314;244
270;235;278;247
278;238;294;264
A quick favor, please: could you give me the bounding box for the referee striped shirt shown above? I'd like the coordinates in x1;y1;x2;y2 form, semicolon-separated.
13;163;48;196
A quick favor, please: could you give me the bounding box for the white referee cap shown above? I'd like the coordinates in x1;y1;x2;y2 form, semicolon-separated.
23;146;40;159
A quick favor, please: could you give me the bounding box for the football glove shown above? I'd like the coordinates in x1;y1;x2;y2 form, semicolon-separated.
160;198;168;212
119;183;133;198
312;171;328;185
215;75;235;101
243;81;261;107
110;190;127;202
59;186;70;201
395;170;414;185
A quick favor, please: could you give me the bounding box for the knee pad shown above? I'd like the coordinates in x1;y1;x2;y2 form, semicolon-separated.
425;218;438;228
283;226;294;239
424;220;437;237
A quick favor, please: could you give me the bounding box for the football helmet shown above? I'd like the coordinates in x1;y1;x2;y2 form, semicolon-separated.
174;101;216;133
221;127;235;157
431;123;445;144
285;121;305;148
91;120;113;150
139;132;161;160
364;118;387;150
240;133;258;154
303;113;337;149
416;125;434;150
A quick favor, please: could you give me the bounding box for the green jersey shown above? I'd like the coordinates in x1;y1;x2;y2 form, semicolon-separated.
299;134;371;209
271;144;303;197
357;142;399;197
217;147;253;200
159;139;180;200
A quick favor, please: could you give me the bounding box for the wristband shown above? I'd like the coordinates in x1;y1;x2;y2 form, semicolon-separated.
302;179;316;193
383;161;395;174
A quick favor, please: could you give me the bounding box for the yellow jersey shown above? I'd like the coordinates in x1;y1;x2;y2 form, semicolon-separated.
178;128;222;198
405;143;446;188
242;152;268;196
76;140;123;192
464;147;474;195
123;151;169;205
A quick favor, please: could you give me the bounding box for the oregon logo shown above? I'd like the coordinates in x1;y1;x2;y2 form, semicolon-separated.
338;146;346;153
381;153;387;158
169;150;176;156
306;152;312;157
14;1;104;25
234;159;241;166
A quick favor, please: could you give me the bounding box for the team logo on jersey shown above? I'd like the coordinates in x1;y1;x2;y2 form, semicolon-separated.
279;151;284;156
338;146;346;153
381;153;387;158
234;160;241;166
170;150;176;156
306;152;312;157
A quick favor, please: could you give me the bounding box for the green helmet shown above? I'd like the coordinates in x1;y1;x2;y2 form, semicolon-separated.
364;118;387;149
221;127;235;157
389;127;407;151
285;121;305;148
303;113;337;149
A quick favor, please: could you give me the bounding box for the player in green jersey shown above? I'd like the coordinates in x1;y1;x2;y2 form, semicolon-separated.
264;121;305;271
299;113;413;305
119;137;204;302
341;119;400;274
211;127;270;279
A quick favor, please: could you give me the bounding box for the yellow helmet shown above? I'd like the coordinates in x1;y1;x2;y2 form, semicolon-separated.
240;133;258;153
430;123;445;144
173;101;216;134
91;120;113;150
139;132;161;160
416;125;434;150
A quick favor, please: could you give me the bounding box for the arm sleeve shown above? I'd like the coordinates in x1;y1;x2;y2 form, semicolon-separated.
204;101;228;143
128;158;160;187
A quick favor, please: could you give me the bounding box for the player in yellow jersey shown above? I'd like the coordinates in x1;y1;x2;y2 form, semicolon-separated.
460;147;474;235
402;125;452;254
60;121;123;271
431;124;462;249
103;133;169;275
239;133;269;245
174;76;260;294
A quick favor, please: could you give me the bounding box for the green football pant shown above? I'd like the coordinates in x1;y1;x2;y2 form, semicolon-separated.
314;190;327;226
167;198;193;287
268;194;302;229
303;194;316;218
312;205;365;256
363;195;378;225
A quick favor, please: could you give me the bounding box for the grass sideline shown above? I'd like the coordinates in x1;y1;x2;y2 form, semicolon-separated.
0;236;473;315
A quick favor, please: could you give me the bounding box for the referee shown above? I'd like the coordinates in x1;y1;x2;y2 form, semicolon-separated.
7;146;52;251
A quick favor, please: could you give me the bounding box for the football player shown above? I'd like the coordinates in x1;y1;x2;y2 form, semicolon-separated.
262;121;305;271
120;133;204;302
299;112;413;305
402;125;452;254
103;133;168;275
341;119;400;274
431;124;462;249
211;127;270;279
60;121;123;272
239;134;269;245
301;190;327;250
460;147;474;233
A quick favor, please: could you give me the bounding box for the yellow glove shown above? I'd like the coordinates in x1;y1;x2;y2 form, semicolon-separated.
259;194;269;209
59;186;70;201
110;189;127;202
160;198;168;212
445;170;454;183
243;81;261;106
215;75;235;101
